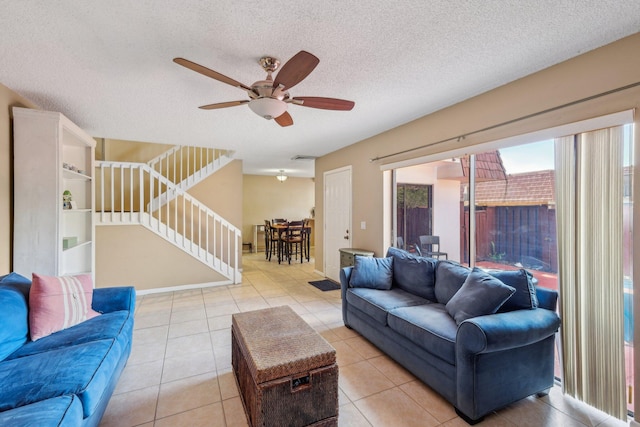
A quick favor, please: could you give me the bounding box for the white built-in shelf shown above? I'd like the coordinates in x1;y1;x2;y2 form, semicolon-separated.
63;169;92;181
13;107;96;278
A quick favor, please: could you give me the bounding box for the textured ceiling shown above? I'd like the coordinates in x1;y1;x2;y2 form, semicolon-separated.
1;1;638;177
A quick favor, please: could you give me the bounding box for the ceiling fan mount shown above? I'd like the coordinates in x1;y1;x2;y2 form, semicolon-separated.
173;51;355;127
258;56;280;74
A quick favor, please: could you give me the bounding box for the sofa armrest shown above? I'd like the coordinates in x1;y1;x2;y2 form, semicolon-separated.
340;267;353;326
92;286;136;314
457;308;560;354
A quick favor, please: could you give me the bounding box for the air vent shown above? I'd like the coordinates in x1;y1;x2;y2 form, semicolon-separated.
291;155;317;161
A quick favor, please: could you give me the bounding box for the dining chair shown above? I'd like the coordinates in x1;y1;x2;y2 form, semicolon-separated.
264;220;281;261
281;220;305;264
417;235;448;259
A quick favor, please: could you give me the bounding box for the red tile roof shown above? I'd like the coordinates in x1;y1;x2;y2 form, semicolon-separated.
474;170;555;206
460;151;507;182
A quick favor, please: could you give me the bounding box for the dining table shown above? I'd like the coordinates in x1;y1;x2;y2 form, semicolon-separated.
270;222;311;264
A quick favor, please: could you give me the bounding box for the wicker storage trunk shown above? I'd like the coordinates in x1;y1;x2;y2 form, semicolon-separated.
232;306;338;427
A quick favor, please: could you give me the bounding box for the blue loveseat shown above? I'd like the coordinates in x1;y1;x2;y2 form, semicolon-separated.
0;272;135;427
340;247;561;424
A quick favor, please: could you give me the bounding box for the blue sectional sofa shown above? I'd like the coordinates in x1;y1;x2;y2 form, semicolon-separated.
340;247;561;424
0;272;135;427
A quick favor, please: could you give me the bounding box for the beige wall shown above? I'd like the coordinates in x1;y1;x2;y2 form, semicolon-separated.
242;174;315;247
95;225;227;289
314;32;640;273
101;138;172;162
0;83;37;275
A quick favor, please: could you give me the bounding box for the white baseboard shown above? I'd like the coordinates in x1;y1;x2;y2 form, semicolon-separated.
135;280;233;295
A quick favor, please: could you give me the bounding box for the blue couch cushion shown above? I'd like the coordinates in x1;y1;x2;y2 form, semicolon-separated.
445;268;516;325
7;310;132;360
0;395;83;427
350;256;394;290
488;268;539;312
0;273;31;362
386;246;438;301
388;303;458;365
0;338;125;418
346;288;430;325
434;260;471;304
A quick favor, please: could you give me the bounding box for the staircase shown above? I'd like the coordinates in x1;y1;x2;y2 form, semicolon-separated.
95;146;241;283
147;146;234;210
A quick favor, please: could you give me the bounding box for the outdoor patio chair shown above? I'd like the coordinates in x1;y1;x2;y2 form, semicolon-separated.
417;235;448;260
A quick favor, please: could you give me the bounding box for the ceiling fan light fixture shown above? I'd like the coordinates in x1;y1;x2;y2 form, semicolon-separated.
276;170;288;182
248;98;287;120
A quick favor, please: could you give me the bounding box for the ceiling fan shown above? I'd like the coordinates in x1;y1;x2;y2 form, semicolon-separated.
173;51;355;127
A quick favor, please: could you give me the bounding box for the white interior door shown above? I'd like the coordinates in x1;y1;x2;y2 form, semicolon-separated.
324;166;352;282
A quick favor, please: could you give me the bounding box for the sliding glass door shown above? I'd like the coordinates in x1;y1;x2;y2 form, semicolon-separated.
391;122;635;416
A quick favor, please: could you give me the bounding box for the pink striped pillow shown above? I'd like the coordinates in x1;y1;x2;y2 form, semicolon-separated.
29;273;100;341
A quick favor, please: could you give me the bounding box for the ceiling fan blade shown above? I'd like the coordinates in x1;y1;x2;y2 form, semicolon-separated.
173;58;252;92
291;97;355;111
273;51;319;91
274;111;294;127
199;100;249;110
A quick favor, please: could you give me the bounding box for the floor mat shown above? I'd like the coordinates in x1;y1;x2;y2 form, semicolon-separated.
308;279;341;292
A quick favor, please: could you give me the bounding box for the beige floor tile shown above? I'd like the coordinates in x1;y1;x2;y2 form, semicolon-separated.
132;324;169;345
156;371;221;419
499;396;587;427
339;360;395;401
161;350;216;383
222;396;250;427
154;402;225;427
540;386;611;426
208;313;233;330
170;306;207;323
314;308;344;325
345;336;384;359
236;297;271;312
165;331;213;359
354;388;440;427
205;302;239;317
332;325;359;340
133;311;171;329
99;385;158;427
338;403;373;426
319;328;341;343
332;340;365;367
113;359;163;394
369;355;415;386
128;326;168;365
168;318;209;339
211;328;232;347
338;387;352;407
203;292;235;307
399;380;456;423
213;345;232;370
217;369;240;400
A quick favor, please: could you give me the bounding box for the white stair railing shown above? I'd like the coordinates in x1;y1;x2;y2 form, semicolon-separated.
148;146;234;190
95;160;241;283
147;146;233;211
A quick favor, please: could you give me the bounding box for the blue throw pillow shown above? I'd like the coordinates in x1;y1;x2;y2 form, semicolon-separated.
349;256;394;290
0;273;32;361
386;247;437;301
434;261;471;304
445;268;516;325
488;268;538;311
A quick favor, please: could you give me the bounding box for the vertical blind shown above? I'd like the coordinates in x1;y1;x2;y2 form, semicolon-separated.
555;126;626;419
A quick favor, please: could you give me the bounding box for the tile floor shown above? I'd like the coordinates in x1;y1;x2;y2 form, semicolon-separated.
99;253;628;427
